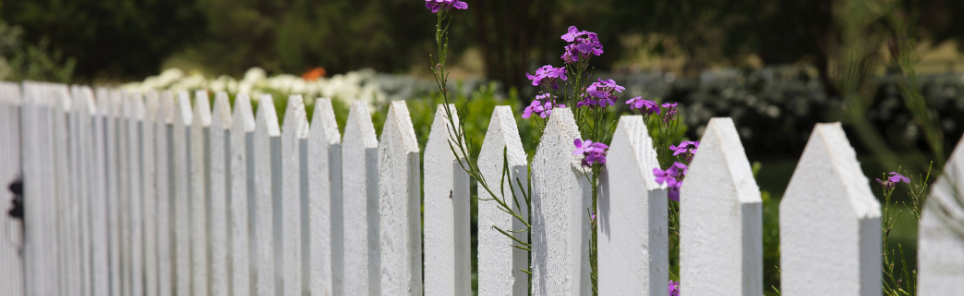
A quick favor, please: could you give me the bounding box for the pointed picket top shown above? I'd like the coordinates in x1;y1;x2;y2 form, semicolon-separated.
307;97;340;296
253;94;280;296
172;90;193;296
377;100;421;296
175;91;194;128
477;106;529;296
132;92;147;121
919;135;964;295
530;107;592;296
779;122;880;296
0;81;21;106
194;90;213;127
212;92;232;131
597;115;668;296
228;92;255;296
280;95;308;296
341;100;378;296
424;104;471;296
159;91;175;124
142;90;160;296
145;91;160;123
52;83;71;112
111;89;125;120
680;117;762;296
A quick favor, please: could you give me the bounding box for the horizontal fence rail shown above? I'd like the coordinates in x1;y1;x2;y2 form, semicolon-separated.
0;81;962;296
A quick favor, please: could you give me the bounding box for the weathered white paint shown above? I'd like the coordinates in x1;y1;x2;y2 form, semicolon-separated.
115;89;132;296
424;104;470;296
307;98;341;296
92;87;112;296
67;85;85;296
680;117;762;296
341;100;378;296
143;91;160;296
80;86;98;296
128;92;146;296
477;105;528;296
173;91;194;296
531;108;591;296
230;93;256;296
598;115;668;296
22;82;58;296
209;92;232;296
191;90;212;296
253;94;281;296
281;95;309;296
919;135;964;295
52;84;77;296
0;82;24;296
377;101;421;296
780;123;881;296
156;91;175;296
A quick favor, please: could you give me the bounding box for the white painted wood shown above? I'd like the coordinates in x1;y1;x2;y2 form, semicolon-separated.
209;92;232;296
307;98;341;296
377;101;421;296
106;88;124;296
424;104;470;296
477;106;529;296
116;89;133;296
80;87;97;296
280;95;309;296
192;90;212;296
0;82;23;296
680;117;762;296
92;87;112;296
780;123;881;296
128;92;147;296
20;82;50;296
173;91;194;296
52;84;77;296
919;135;964;295
156;91;176;296
143;91;160;296
229;93;256;296
598;115;668;296
530;107;591;296
341;100;378;296
69;86;91;296
253;94;281;296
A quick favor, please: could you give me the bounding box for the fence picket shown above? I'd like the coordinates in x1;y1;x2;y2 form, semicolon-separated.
680;117;762;296
68;85;84;296
280;95;309;296
69;86;91;296
156;91;176;296
143;91;160;296
477;106;528;296
52;84;77;296
918;135;964;295
229;94;255;296
341;100;378;296
173;91;194;296
209;92;232;296
779;123;880;296
192;90;212;296
253;94;281;296
307;98;341;296
424;104;470;296
22;82;54;296
0;82;23;296
598;115;668;296
128;92;147;296
531;108;591;296
92;87;112;296
377;101;421;296
115;90;133;296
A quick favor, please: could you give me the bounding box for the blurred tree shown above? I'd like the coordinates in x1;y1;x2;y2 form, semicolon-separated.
0;0;207;82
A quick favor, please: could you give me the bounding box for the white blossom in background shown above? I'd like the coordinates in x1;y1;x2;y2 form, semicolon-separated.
121;67;464;108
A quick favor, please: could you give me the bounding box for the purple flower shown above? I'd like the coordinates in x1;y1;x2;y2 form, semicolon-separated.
425;0;468;13
670;141;700;163
526;65;568;87
560;26;603;64
654;162;688;201
877;172;910;191
626;97;661;115
668;281;680;296
522;98;562;119
661;102;679;122
578;79;623;109
574;138;609;168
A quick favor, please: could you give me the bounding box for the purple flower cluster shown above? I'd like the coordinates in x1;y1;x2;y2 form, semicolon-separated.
662;102;679;122
526;65;568;89
578;79;624;108
523;94;564;119
425;0;467;13
670;141;699;163
560;26;603;64
876;172;910;191
573;138;609;168
668;280;680;296
626;97;661;115
654;162;688;201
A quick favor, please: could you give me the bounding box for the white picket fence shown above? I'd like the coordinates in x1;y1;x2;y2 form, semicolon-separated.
0;81;963;296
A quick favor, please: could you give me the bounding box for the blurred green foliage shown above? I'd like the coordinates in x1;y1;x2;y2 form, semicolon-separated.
0;22;74;82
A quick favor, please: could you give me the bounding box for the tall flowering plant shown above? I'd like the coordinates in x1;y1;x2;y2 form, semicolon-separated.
427;2;688;294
